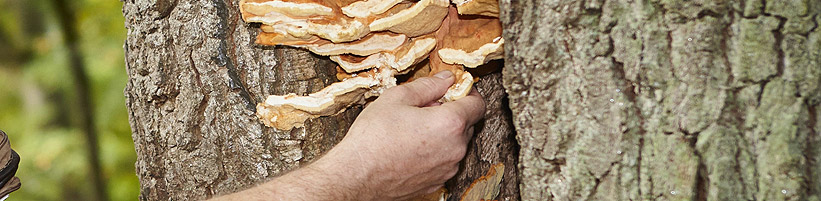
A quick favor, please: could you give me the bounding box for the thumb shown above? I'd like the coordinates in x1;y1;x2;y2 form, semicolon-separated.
380;71;455;106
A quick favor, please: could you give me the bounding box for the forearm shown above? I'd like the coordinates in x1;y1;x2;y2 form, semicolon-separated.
213;147;371;201
267;161;364;200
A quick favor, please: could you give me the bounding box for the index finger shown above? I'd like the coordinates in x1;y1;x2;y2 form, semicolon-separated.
439;88;485;126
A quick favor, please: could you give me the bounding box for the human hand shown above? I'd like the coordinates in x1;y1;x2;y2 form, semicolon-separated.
212;71;485;201
316;70;486;200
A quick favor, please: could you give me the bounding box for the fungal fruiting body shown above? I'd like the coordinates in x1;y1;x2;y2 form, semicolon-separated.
460;163;505;201
451;0;500;17
241;0;505;131
256;76;381;129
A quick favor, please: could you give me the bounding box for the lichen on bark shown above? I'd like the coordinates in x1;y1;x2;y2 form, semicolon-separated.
500;0;820;200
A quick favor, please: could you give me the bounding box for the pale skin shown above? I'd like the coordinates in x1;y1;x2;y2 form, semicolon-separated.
213;71;485;201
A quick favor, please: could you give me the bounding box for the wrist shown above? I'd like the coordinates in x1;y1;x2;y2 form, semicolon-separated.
311;143;376;200
214;142;377;201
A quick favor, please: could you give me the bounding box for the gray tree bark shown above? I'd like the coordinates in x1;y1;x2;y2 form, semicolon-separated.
500;0;820;200
123;0;518;200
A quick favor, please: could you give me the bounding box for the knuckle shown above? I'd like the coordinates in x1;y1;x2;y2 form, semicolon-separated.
449;146;467;163
455;146;467;159
433;115;465;136
444;165;459;180
477;100;487;114
437;109;463;125
445;116;467;134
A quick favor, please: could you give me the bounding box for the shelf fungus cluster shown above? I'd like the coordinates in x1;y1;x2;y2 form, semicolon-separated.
241;0;504;131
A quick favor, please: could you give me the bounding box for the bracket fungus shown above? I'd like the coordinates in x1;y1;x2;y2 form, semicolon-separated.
368;0;450;37
256;76;381;129
451;0;499;17
303;32;407;56
460;163;505;201
241;0;505;131
341;0;404;18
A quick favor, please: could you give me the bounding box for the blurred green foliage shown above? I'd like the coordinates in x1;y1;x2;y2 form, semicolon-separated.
0;0;138;200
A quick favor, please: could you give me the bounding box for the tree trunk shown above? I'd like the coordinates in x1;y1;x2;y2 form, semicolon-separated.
501;0;820;200
123;0;518;200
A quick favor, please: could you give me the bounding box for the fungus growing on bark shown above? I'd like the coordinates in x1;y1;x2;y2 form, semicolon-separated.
256;76;381;130
256;31;323;46
451;0;500;17
241;0;504;131
459;163;505;201
341;0;404;18
431;6;503;101
438;37;504;68
303;32;407;56
434;7;504;68
369;0;450;37
411;187;448;201
331;35;436;73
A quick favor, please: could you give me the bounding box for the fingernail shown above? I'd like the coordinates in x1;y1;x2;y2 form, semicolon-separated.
434;71;453;79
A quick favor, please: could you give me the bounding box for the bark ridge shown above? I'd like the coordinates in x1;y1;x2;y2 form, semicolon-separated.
500;0;820;200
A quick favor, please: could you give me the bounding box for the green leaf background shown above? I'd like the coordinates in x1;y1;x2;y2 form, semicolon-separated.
0;0;139;200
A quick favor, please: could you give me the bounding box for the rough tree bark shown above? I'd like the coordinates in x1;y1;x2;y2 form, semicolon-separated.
123;0;518;200
501;0;820;200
